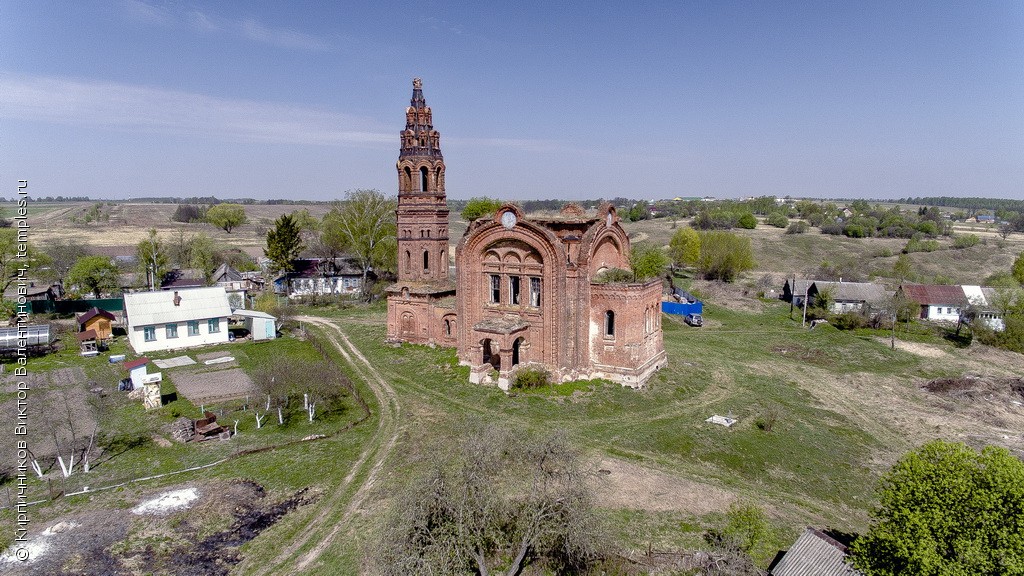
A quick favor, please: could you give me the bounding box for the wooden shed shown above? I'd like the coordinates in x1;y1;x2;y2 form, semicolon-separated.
78;307;116;341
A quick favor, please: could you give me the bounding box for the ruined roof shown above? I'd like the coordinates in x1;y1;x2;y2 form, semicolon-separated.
770;527;862;576
900;284;967;305
473;316;529;335
810;281;889;303
77;307;115;325
385;280;457;295
434;295;457;309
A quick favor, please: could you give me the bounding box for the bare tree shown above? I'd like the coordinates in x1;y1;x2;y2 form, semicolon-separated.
375;423;602;575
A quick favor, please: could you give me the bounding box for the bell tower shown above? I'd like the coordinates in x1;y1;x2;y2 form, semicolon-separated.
396;78;450;282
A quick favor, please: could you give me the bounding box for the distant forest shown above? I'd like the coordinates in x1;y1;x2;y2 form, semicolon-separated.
896;197;1024;213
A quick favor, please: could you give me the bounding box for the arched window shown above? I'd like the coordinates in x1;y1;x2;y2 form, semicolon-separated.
403;166;412;190
420;166;429;191
444;318;452;337
605;310;615;337
512;337;523;366
423;250;429;271
435;166;442;189
405;250;411;270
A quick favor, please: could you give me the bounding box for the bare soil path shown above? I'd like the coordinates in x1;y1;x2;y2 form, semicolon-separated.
242;316;401;576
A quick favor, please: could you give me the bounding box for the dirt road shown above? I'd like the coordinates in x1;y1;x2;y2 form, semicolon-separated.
242;317;401;576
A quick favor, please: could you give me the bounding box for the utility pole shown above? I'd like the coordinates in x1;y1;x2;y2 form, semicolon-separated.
802;284;809;328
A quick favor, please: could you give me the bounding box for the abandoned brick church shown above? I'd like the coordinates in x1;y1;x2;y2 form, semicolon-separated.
386;79;666;388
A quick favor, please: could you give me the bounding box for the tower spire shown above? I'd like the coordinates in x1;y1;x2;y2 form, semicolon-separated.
395;78;449;282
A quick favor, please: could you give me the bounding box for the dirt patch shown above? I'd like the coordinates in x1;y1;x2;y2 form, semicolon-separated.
1;480;312;576
923;375;1024;402
590;457;734;515
877;338;948;358
172;367;255;404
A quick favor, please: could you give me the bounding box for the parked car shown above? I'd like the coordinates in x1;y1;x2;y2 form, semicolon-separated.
684;313;703;327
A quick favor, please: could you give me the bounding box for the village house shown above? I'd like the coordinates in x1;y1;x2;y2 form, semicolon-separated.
898;284;970;323
212;263;254;308
123;287;232;354
273;257;368;298
806;281;891;315
385;79;666;388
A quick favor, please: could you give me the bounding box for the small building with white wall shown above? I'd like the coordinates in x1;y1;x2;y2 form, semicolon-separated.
123;287;232;354
232;309;278;341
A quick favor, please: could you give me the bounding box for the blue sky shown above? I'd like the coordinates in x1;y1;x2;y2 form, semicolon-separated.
1;1;1022;201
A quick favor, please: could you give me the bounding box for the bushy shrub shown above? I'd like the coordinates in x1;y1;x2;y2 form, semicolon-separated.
785;220;808;234
832;312;870;330
843;224;866;238
736;213;758;229
952;234;980;249
820;222;844;235
903;238;941;253
593;268;634;283
916;220;939;236
766;212;788;228
513;367;551;389
172;204;206;223
807;213;826;227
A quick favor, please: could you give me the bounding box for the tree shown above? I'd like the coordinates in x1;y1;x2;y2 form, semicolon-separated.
629;242;669;281
851;440;1024;575
669;226;701;268
892;254;914;284
696;231;755;282
67;256;121;298
189;233;217;282
40;239;88;287
375;423;600;575
461;197;503;221
264;213;304;275
320;190;397;299
1013;252;1024;285
0;229;50;301
1000;221;1015;240
766;212;788;228
205;203;248;233
136;228;169;290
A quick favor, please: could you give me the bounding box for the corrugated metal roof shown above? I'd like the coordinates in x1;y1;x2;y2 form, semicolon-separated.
771;528;862;576
231;309;276;320
124;287;231;327
900;284;967;305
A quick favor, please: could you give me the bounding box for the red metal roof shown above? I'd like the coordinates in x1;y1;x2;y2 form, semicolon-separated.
123;357;150;370
900;284;966;305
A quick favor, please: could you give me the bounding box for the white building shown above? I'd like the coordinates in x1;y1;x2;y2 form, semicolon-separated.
123;287;232;354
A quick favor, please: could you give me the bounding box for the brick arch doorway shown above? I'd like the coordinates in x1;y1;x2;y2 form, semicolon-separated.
481;338;500;370
512;337;524;367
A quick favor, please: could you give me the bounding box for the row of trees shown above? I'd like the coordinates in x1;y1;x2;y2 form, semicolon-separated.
264;190;398;299
172;202;249;233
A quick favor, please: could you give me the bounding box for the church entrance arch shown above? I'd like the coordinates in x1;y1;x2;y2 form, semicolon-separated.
512;337;524;367
481;338;500;370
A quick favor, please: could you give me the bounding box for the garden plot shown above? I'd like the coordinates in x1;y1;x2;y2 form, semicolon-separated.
0;367;96;470
173;367;255;404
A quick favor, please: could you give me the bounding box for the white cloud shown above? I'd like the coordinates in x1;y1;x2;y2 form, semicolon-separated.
0;74;392;146
120;2;332;52
120;0;175;26
239;17;332;52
